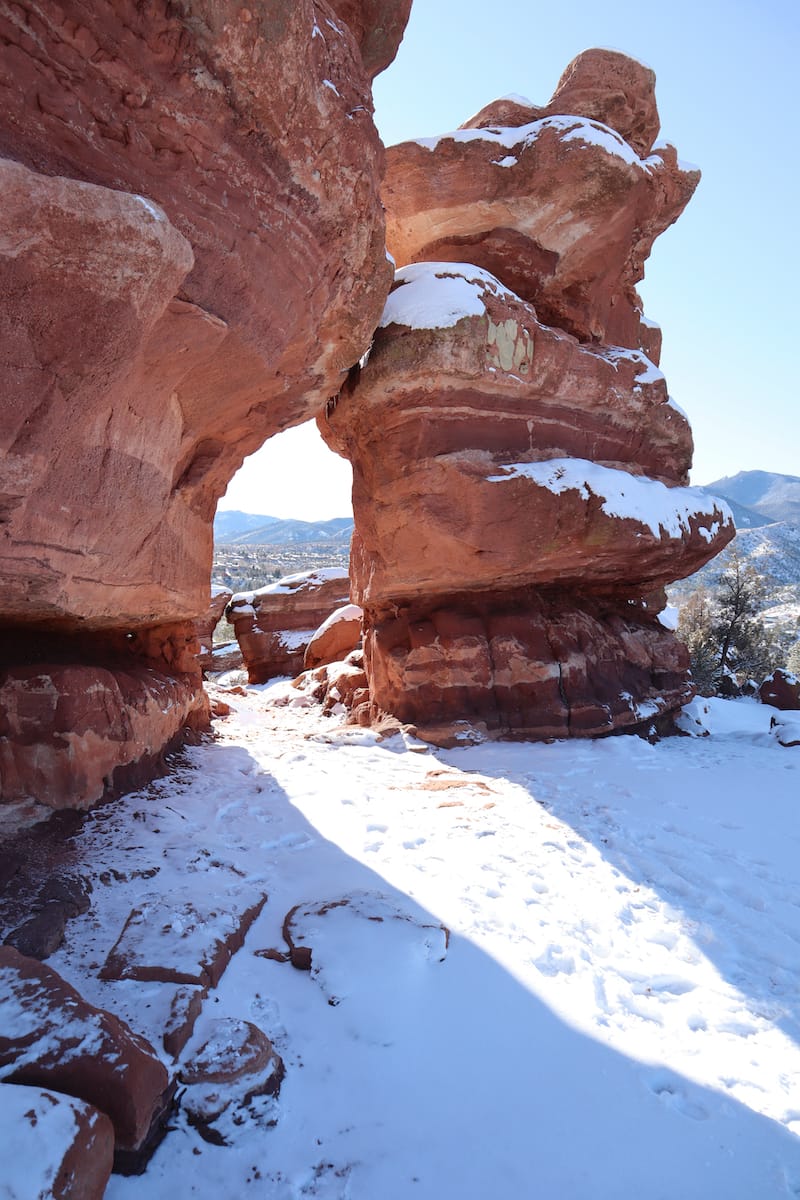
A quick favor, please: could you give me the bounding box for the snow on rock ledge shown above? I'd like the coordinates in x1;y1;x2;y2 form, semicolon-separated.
488;459;733;543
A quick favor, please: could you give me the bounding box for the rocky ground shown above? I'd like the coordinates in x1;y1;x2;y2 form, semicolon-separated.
2;683;800;1198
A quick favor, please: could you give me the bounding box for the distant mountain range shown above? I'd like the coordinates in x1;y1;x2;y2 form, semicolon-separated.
701;470;800;526
214;510;354;546
671;471;800;621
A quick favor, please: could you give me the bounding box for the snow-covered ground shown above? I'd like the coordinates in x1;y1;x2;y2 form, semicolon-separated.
38;687;800;1198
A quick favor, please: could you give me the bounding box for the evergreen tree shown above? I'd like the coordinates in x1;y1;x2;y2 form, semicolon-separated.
677;549;788;694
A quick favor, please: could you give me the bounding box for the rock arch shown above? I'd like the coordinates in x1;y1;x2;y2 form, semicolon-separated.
0;0;408;809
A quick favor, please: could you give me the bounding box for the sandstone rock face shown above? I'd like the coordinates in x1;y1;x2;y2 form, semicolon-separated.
329;0;413;79
383;49;695;351
321;53;735;739
229;569;351;683
0;661;209;810
0;1083;114;1200
462;50;659;159
0;947;171;1155
760;669;800;711
304;603;364;670
196;585;234;672
0;2;404;808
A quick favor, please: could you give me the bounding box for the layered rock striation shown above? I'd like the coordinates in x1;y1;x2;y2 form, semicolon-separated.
0;1;410;806
321;50;734;742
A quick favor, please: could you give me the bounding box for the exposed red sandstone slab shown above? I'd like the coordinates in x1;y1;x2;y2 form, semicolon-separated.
163;986;208;1061
196;586;234;672
229;569;351;683
0;947;170;1154
0;1083;114;1200
0;662;209;810
332;265;691;482
304;604;363;670
0;2;391;463
383;59;697;349
0;3;394;811
364;590;693;738
323;51;728;740
100;889;268;988
322;265;733;610
759;669;800;710
462;51;660;159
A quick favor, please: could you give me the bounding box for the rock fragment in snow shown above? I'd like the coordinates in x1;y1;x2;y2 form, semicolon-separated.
281;891;449;1004
304;603;364;670
0;947;172;1165
179;1018;284;1144
0;1082;114;1200
769;712;800;748
100;888;268;988
163;985;208;1060
759;668;800;711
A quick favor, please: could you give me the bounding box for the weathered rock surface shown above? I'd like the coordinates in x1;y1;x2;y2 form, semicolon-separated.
100;888;268;988
0;1;404;809
196;585;234;672
462;51;660;159
759;669;800;711
0;1083;114;1200
207;642;245;674
330;0;413;79
0;661;209;810
0;947;171;1156
229;569;351;683
364;589;693;741
163;985;208;1061
179;1017;284;1144
304;603;363;670
321;53;734;739
383;51;697;351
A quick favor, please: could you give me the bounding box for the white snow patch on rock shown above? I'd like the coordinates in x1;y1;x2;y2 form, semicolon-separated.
381;262;520;331
487;458;733;540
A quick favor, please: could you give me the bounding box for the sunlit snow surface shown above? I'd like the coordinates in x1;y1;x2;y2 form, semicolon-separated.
34;689;800;1199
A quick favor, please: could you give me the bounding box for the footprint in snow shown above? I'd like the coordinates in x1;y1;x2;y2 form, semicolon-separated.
647;1070;709;1121
533;945;576;977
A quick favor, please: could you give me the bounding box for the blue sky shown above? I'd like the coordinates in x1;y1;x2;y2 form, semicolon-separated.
219;0;798;518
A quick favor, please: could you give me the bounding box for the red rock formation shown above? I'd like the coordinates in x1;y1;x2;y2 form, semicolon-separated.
0;1084;114;1200
228;569;351;683
759;669;800;711
179;1017;284;1143
383;50;695;351
0;1;408;808
196;586;234;673
321;52;734;740
304;604;363;670
100;888;268;987
0;947;171;1157
330;0;413;79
